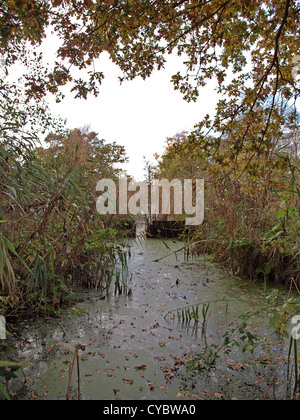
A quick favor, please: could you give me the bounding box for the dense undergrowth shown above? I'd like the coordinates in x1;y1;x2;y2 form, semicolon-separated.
0;127;130;317
156;131;300;289
192;162;300;288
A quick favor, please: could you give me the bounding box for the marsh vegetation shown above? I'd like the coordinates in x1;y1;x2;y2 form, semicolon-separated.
0;0;300;401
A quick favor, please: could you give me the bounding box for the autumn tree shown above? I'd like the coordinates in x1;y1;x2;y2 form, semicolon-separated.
155;131;205;179
156;125;299;284
1;0;299;168
38;128;127;181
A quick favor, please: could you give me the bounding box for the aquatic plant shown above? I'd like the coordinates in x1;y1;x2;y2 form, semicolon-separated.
0;361;33;400
186;288;300;396
173;302;211;331
56;342;85;401
288;337;300;392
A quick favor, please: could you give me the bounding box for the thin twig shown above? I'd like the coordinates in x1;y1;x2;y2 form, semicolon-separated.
263;376;275;400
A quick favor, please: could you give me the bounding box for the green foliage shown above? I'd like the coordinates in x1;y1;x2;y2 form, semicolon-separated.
288;337;299;389
186;348;219;374
0;361;33;400
0;382;10;401
173;302;210;329
187;289;300;391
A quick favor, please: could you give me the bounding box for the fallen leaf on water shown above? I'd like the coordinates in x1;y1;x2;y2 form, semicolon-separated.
228;364;241;371
260;359;271;365
99;352;105;358
123;379;134;385
135;364;147;371
60;349;71;355
154;357;166;362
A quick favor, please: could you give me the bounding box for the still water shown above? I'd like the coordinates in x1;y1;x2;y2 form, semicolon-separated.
0;238;296;400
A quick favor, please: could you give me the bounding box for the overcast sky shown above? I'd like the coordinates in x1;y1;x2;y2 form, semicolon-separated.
43;39;219;180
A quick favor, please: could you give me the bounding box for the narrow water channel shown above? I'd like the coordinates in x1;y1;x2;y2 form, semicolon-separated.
0;238;295;400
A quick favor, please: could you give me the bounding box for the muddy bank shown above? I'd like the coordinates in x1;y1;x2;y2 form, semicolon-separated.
0;239;296;400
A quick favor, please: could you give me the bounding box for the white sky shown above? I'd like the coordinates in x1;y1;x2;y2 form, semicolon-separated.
7;25;300;181
46;51;219;180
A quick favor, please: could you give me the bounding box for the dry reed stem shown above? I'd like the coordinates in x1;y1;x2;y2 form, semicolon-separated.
263;376;276;400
